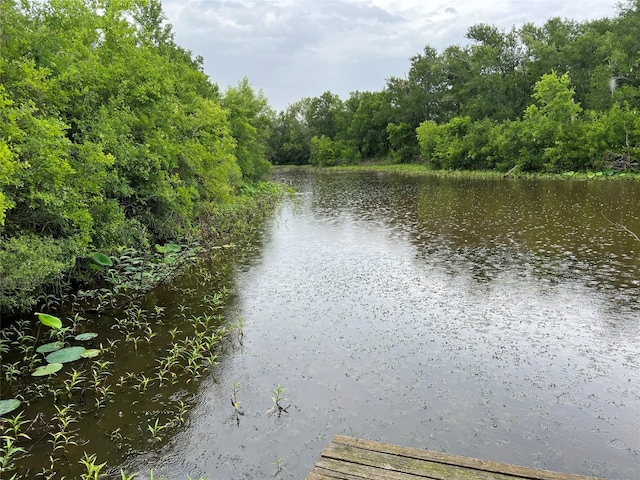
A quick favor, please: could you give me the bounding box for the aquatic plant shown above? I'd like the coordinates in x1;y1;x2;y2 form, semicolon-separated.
32;363;63;377
0;399;21;417
273;457;286;477
231;382;245;416
267;385;289;416
0;436;27;474
231;318;245;345
147;419;169;443
79;452;107;480
0;192;277;478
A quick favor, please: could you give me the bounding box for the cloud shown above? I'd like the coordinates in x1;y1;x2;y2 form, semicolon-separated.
162;0;618;110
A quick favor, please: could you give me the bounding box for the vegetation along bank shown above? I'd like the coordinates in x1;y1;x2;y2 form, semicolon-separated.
0;0;639;478
2;0;640;315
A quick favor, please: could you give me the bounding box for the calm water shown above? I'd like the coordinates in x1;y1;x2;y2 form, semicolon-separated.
126;169;640;479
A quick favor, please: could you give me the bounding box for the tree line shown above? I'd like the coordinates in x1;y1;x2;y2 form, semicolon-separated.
0;0;273;313
2;0;639;313
268;1;640;172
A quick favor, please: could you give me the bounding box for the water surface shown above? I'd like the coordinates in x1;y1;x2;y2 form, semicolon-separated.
127;169;640;479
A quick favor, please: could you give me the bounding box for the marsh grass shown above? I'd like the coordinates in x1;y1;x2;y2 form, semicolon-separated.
312;163;640;181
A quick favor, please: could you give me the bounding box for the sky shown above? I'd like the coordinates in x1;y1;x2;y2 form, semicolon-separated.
161;0;620;111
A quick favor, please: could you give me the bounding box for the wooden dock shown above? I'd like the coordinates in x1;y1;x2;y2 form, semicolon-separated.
307;435;602;480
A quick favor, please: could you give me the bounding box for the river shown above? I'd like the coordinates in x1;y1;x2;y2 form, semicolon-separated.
121;168;639;480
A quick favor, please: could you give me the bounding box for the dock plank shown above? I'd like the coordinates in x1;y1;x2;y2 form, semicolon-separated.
306;436;602;480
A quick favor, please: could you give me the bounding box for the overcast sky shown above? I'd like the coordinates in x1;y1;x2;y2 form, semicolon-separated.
162;0;619;111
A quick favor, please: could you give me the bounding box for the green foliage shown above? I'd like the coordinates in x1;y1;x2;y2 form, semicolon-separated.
222;78;273;181
309;136;358;167
519;71;584;171
268;103;312;165
416;121;439;166
31;363;63;377
387;122;419;163
0;234;78;312
417;68;640;173
345;91;392;159
35;312;62;330
90;253;113;267
0;399;21;417
0;0;274;314
272;1;640;173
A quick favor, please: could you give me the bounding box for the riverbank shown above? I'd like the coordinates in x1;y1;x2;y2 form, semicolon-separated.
0;182;286;480
274;163;640;181
0;182;287;320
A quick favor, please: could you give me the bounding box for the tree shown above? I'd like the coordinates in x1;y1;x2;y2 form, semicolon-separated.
345;90;391;159
0;0;269;313
268;102;312;165
387;46;446;126
520;71;584;171
222;78;273;181
305;91;344;139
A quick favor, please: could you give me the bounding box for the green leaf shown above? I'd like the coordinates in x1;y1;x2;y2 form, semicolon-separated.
45;346;86;364
81;348;101;358
36;341;65;354
36;312;62;329
164;243;181;253
32;363;63;377
74;332;98;341
0;399;21;416
90;253;113;266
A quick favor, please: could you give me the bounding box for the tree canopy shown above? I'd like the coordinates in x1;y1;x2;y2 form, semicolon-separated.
0;0;273;313
3;0;640;312
268;0;640;171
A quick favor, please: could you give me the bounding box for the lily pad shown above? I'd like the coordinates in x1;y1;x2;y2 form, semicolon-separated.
32;363;63;377
36;312;62;329
0;399;21;416
81;349;101;358
36;341;65;354
90;252;113;267
45;346;86;364
75;332;98;341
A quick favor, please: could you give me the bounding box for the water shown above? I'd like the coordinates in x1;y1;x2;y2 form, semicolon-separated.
122;169;639;480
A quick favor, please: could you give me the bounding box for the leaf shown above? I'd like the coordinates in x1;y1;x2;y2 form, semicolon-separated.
36;341;65;354
156;243;181;254
81;349;101;358
90;253;113;266
35;312;62;329
0;399;21;416
45;346;86;364
74;332;98;341
32;363;63;377
164;243;181;253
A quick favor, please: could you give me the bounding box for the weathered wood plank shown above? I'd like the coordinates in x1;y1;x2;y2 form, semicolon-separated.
320;442;518;480
306;436;603;480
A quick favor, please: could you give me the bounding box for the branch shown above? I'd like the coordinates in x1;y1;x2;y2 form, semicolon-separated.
602;213;640;243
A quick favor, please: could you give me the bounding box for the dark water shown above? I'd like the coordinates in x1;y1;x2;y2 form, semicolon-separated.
126;169;640;479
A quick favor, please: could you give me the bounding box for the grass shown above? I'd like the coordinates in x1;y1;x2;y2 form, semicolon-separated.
274;162;640;181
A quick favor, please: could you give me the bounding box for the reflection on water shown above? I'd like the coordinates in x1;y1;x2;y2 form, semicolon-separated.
127;169;639;480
